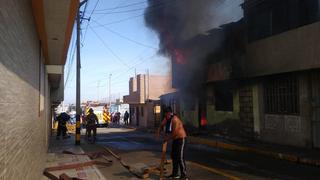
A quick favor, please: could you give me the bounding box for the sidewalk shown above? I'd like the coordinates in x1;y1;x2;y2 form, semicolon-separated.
44;131;153;180
131;126;320;167
43;135;107;180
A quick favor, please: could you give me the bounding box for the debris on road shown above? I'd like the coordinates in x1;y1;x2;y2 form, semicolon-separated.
101;146;167;179
43;151;112;180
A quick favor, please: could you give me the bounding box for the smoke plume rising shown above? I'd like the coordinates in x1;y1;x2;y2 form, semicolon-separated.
144;0;243;92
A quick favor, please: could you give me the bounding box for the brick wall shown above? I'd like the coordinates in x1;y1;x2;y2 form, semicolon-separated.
0;0;51;179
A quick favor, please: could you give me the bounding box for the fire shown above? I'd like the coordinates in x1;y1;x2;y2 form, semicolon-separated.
200;111;207;126
174;49;187;65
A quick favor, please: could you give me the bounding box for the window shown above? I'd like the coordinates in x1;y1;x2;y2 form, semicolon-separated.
214;83;234;111
264;75;299;115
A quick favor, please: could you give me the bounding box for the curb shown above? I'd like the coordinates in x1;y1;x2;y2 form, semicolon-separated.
188;136;320;167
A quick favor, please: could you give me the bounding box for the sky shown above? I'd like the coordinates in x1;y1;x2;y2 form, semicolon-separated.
64;0;170;103
63;0;243;104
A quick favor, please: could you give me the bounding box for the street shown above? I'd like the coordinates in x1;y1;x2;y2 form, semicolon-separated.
79;127;320;180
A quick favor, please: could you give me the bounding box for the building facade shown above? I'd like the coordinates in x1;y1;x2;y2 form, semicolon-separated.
0;0;77;179
238;0;320;147
164;0;320;148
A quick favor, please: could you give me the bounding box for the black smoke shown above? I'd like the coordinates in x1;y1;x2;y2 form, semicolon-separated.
144;0;243;92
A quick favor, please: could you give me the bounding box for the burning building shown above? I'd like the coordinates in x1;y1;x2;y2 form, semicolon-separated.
144;0;244;130
146;0;320;148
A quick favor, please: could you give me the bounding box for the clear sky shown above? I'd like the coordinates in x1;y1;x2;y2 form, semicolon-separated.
64;0;170;103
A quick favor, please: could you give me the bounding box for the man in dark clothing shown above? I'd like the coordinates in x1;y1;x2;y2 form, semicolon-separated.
157;107;188;180
124;111;129;125
86;108;99;143
56;112;70;139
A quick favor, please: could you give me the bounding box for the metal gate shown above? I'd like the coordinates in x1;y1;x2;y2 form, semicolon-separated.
311;72;320;148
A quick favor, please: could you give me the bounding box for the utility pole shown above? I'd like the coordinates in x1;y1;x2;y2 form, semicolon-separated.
75;0;88;145
147;69;149;100
144;72;146;102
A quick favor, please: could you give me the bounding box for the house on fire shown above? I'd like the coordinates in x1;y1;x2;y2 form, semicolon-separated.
161;0;320;148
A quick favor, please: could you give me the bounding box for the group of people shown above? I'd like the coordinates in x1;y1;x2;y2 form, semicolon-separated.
56;106;187;179
110;111;130;125
56;109;130;142
56;108;99;143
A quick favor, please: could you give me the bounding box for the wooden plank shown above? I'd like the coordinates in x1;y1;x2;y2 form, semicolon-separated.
160;140;168;180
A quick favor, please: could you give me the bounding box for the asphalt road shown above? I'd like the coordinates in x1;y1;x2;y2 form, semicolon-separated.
81;127;320;180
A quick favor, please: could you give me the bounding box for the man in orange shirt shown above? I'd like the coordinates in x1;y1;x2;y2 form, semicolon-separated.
157;107;188;179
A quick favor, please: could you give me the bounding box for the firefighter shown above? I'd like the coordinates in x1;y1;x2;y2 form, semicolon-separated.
86;108;99;143
103;105;111;127
85;104;90;116
83;104;91;135
56;112;70;140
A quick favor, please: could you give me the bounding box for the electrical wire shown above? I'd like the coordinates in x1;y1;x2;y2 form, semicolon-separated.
92;0;174;15
110;53;158;81
64;27;77;88
91;19;157;49
92;13;144;27
89;26;131;68
92;0;147;11
82;0;100;44
90;0;178;27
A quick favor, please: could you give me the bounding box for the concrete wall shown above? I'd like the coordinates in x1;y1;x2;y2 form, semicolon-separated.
130;104;148;127
135;102;159;128
146;101;158;128
148;75;172;100
0;1;51;179
125;74;174;128
124;74;173;104
206;91;240;126
243;21;320;78
259;73;312;147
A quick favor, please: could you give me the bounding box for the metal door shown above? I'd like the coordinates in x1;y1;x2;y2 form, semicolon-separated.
311;72;320;148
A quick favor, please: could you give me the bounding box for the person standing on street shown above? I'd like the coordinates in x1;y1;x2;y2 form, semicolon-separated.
56;112;70;140
124;111;129;125
156;107;188;180
86;108;99;143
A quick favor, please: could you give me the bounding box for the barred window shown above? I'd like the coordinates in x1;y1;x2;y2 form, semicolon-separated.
264;76;299;115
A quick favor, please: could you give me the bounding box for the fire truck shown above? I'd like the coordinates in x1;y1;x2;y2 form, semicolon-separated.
91;106;110;127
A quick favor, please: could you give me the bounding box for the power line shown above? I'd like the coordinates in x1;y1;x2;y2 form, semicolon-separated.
64;29;77;87
83;48;153;86
92;13;144;27
111;53;157;81
84;52;158;87
91;19;157;49
92;0;173;15
90;0;178;27
82;0;100;44
92;0;147;11
93;6;147;15
89;26;130;68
